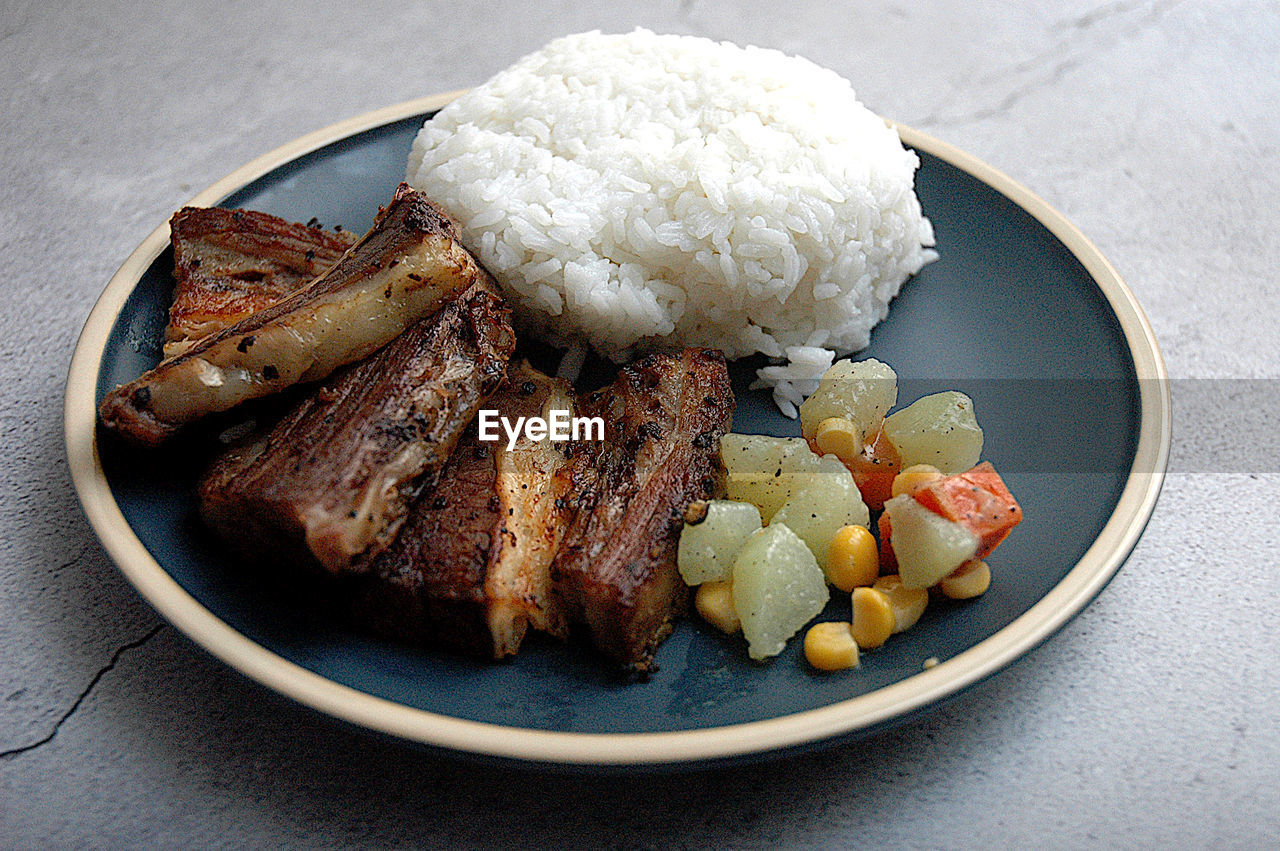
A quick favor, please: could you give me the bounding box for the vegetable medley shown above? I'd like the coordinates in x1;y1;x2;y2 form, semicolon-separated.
676;358;1022;671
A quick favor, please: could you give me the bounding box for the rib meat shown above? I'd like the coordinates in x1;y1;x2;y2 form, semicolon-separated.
164;206;355;357
550;348;734;670
198;281;514;574
101;184;489;446
355;363;577;658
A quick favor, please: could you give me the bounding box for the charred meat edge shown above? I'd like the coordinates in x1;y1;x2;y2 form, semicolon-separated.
198;281;514;574
164;206;356;357
551;347;734;670
356;363;577;658
100;184;487;446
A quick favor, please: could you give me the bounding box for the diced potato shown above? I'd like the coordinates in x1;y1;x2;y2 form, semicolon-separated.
722;434;826;522
799;359;898;444
883;495;979;589
720;434;818;476
881;391;983;475
732;523;830;661
677;500;763;585
726;473;808;524
771;457;870;576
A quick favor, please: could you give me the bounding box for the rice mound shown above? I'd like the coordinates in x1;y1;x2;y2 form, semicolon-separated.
406;29;935;415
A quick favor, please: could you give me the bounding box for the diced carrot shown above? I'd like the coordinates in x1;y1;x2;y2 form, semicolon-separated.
911;461;1022;559
842;425;902;511
877;511;897;573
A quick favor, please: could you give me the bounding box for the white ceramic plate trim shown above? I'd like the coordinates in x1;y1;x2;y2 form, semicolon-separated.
65;93;1170;766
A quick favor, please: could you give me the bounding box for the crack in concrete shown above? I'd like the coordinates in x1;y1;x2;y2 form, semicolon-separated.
50;541;94;576
916;0;1185;128
0;0;34;46
931;56;1084;127
1050;0;1152;33
0;623;165;761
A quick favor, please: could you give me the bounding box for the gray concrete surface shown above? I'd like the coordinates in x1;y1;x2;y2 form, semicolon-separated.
2;0;1278;846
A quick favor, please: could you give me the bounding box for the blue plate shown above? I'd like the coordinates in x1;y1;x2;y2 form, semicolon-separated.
66;97;1169;767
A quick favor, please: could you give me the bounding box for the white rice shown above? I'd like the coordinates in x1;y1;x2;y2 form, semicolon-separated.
406;29;936;413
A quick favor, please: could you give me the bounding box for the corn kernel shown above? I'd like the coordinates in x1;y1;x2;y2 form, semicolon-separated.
851;587;895;649
696;580;741;633
825;524;879;591
890;463;944;498
813;416;862;461
804;622;860;671
873;574;929;633
939;559;991;600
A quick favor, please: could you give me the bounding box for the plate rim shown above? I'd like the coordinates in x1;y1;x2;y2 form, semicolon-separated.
64;92;1171;766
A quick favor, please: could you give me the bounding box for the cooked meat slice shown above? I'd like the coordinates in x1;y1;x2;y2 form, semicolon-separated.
164;206;355;357
100;184;489;446
198;282;514;574
355;363;577;659
551;348;734;670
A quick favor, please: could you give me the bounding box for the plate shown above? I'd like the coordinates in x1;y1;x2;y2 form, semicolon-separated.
65;92;1169;767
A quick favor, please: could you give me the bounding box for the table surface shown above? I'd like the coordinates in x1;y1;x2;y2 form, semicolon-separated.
3;0;1277;846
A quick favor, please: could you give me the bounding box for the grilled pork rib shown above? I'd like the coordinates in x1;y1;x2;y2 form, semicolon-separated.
100;184;489;446
551;348;734;670
198;282;515;574
355;363;577;659
164;206;356;357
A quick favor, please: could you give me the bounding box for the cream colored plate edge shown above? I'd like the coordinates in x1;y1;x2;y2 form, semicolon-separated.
63;93;1171;766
